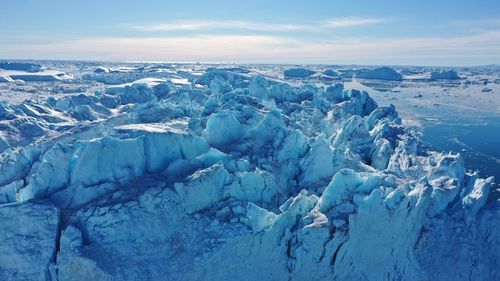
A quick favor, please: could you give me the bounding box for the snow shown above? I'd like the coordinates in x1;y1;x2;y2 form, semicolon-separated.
94;66;109;73
0;75;14;83
0;62;498;281
0;70;73;82
114;121;188;134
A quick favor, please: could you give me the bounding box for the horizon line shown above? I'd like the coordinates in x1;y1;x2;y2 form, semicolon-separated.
1;58;498;68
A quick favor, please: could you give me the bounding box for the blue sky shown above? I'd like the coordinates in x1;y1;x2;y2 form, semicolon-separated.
1;0;500;65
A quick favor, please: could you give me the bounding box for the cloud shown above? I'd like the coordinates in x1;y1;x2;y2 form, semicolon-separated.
130;21;310;32
451;18;500;27
450;18;500;34
0;35;288;62
322;17;389;28
128;17;389;32
1;30;499;65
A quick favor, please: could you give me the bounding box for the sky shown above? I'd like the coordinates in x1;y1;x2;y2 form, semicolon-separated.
1;0;500;66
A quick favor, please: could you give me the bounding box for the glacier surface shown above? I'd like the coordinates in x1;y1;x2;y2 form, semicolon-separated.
0;64;498;281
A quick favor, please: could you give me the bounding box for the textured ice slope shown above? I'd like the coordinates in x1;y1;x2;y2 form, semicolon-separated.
0;68;498;281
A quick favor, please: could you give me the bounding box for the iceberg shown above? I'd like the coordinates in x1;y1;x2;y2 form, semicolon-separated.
0;75;14;83
284;68;316;78
0;70;73;82
0;66;497;281
357;66;403;81
322;69;340;77
431;69;461;80
0;61;43;72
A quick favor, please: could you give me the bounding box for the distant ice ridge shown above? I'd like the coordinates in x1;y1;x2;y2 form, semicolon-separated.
0;61;43;72
0;61;74;83
0;68;498;281
83;66;189;85
431;69;461;80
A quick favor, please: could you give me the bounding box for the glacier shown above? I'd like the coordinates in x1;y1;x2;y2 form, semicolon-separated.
0;65;498;281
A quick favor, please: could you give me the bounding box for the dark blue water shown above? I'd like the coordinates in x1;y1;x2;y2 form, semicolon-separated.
421;116;500;200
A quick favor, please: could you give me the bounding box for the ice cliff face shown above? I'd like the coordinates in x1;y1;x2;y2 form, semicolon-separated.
0;69;498;281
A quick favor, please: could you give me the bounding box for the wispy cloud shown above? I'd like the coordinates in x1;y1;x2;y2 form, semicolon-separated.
128;17;389;32
322;17;389;28
451;18;500;28
130;21;309;32
2;29;499;66
449;18;500;37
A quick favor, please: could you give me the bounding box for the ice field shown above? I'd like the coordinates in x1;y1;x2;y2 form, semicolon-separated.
0;61;498;280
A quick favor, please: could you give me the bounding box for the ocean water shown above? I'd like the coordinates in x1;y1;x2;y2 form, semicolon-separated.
421;116;500;200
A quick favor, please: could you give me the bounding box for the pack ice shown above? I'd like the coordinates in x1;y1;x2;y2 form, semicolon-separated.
0;67;498;281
